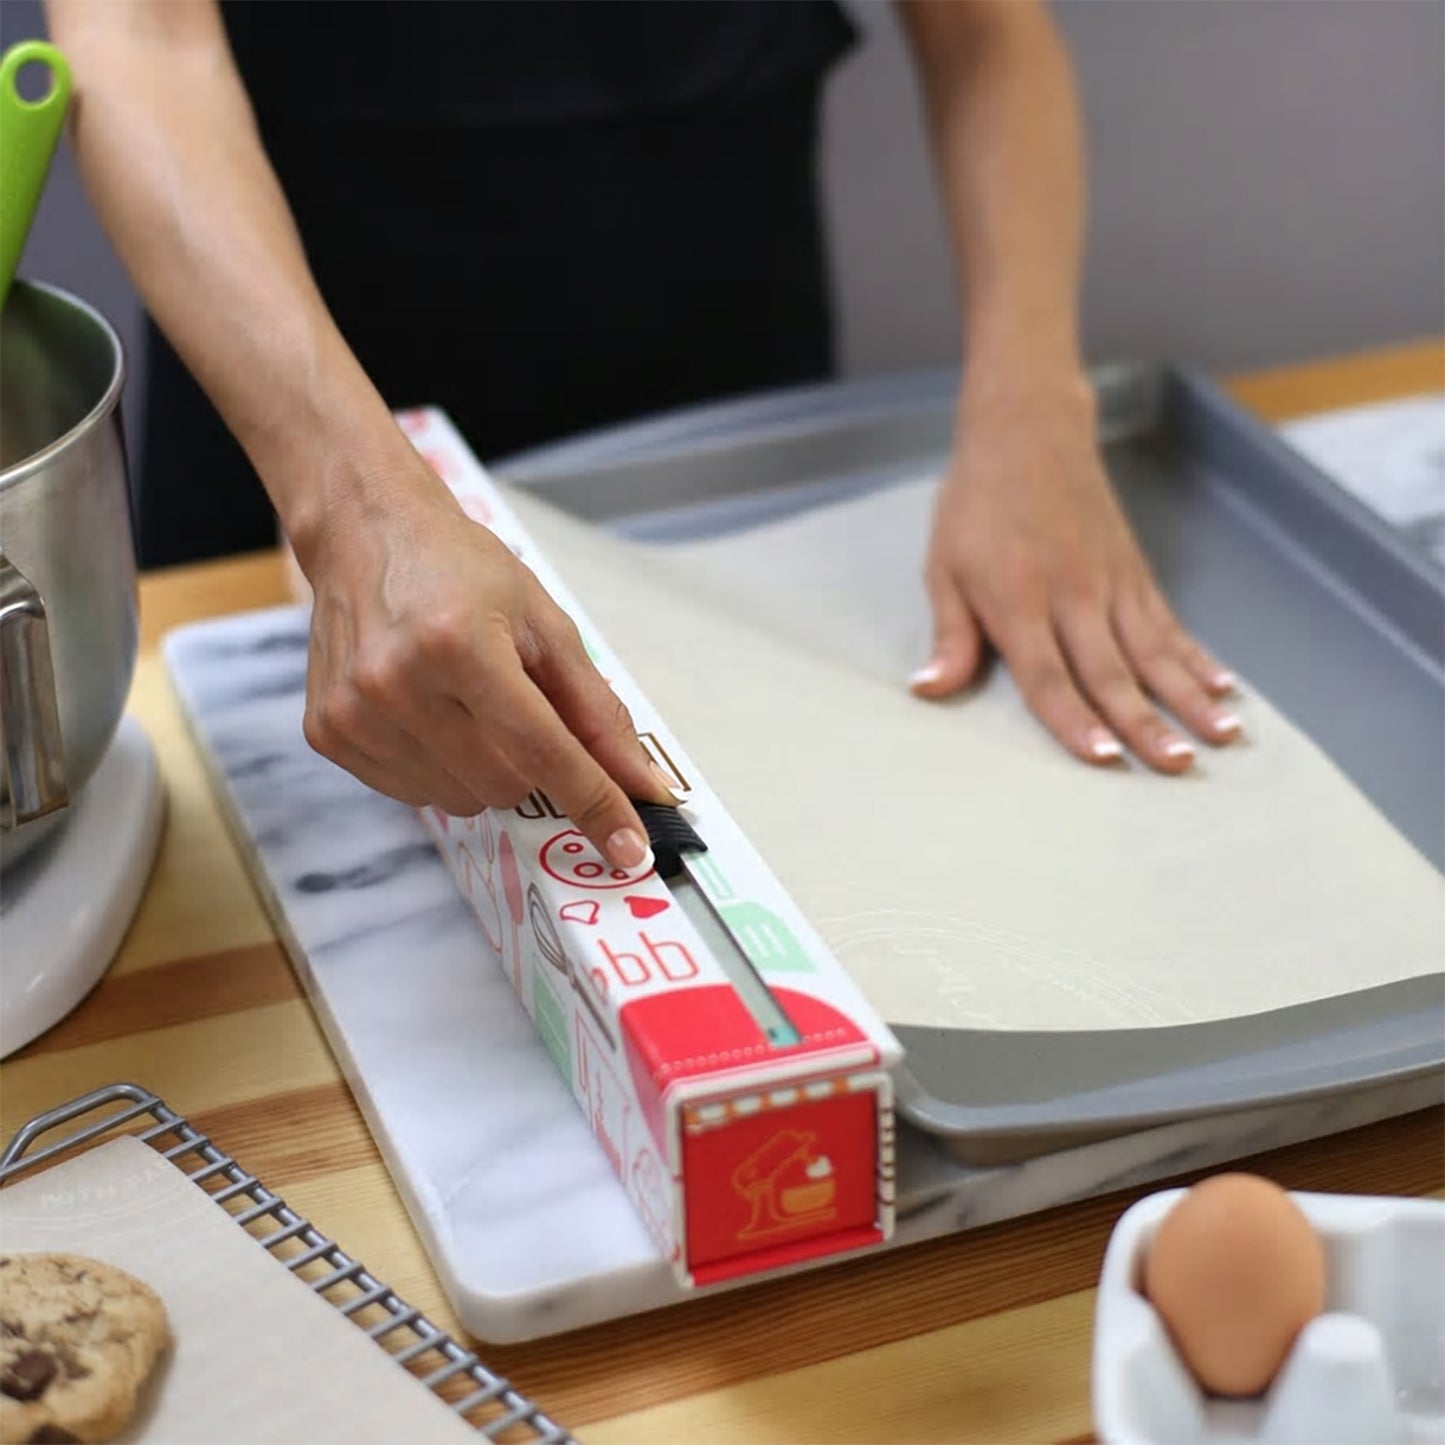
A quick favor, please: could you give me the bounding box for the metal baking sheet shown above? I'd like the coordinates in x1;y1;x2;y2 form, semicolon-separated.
492;364;1445;1163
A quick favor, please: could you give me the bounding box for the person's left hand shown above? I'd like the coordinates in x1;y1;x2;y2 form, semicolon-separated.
912;378;1241;772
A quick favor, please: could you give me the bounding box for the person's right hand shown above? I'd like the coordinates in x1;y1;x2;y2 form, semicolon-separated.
296;467;676;870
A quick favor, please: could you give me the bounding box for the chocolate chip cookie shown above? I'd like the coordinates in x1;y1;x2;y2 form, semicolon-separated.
0;1254;170;1444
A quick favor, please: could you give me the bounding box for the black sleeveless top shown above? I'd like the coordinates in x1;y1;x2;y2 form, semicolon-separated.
221;0;855;128
137;2;857;566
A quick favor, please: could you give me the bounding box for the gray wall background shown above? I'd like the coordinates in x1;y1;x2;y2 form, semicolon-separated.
4;0;1442;461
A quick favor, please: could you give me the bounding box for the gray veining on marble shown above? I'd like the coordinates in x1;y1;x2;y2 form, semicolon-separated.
164;604;1443;1344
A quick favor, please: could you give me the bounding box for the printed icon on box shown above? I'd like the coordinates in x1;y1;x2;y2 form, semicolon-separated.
529;884;615;1049
630;1146;674;1255
530;962;574;1088
458;492;494;526
516;791;565;822
688;855;815;974
456;842;505;956
721;900;813;974
559;900;601;926
637;732;689;796
539;829;653;890
498;831;525;925
498;830;526;989
688;852;734;900
732;1130;837;1241
575;1019;630;1174
419;447;459;484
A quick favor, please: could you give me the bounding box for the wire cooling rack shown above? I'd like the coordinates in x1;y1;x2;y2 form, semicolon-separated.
0;1082;574;1443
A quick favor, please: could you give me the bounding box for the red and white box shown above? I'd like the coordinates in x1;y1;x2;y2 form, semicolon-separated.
398;408;904;1288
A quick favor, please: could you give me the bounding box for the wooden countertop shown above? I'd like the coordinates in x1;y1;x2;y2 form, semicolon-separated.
4;341;1442;1443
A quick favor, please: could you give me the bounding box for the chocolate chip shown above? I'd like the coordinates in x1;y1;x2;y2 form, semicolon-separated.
1;1349;57;1401
28;1427;80;1444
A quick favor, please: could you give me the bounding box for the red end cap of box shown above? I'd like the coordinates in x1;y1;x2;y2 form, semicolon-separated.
681;1087;880;1277
618;985;875;1156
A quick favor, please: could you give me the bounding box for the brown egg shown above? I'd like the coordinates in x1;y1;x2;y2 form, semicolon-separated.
1142;1172;1326;1396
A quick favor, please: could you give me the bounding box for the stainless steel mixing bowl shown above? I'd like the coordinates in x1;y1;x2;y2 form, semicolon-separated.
0;279;137;868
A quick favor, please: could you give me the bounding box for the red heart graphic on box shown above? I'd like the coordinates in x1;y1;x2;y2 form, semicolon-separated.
560;900;601;926
625;895;670;920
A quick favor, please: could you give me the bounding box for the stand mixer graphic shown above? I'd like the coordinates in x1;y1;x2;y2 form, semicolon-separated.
732;1129;837;1240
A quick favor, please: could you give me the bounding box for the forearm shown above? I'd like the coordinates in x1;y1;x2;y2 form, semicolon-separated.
899;0;1087;399
44;0;432;560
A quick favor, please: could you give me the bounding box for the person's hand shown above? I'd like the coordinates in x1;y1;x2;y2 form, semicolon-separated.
912;380;1240;772
297;466;676;867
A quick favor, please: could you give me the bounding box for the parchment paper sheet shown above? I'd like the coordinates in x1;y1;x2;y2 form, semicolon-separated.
506;478;1443;1031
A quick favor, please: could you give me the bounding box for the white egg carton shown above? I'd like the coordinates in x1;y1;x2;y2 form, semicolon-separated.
1094;1188;1445;1445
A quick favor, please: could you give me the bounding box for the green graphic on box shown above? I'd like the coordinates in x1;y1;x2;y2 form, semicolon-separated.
531;965;574;1086
689;853;816;974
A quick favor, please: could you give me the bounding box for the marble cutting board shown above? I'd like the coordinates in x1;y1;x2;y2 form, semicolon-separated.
162;605;1441;1344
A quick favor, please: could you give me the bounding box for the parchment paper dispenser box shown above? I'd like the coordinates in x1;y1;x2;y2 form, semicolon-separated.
404;407;903;1287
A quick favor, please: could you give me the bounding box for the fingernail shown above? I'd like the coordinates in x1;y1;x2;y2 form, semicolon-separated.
911;660;944;688
606;829;652;871
1161;736;1195;761
1086;726;1124;761
1212;668;1238;693
649;760;685;801
1209;708;1243;739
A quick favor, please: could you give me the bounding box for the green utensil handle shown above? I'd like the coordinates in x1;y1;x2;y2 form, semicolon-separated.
0;40;72;308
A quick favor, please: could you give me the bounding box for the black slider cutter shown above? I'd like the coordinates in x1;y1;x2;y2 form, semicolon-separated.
630;801;798;1046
